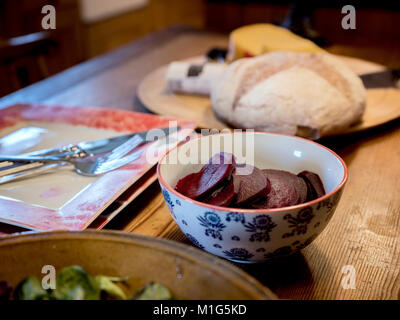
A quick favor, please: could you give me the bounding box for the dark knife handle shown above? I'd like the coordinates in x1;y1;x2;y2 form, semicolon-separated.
360;68;400;89
206;47;228;63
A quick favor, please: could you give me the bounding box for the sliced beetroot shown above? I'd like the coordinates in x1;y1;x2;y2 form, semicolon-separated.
175;152;325;210
301;177;316;201
264;169;307;204
250;197;269;209
251;171;307;208
234;165;271;205
201;178;236;207
195;152;236;197
297;170;326;200
262;169;300;208
175;152;235;199
175;171;202;199
292;175;308;204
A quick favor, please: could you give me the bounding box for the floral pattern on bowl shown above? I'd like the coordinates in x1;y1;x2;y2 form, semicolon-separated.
157;132;347;263
160;185;343;263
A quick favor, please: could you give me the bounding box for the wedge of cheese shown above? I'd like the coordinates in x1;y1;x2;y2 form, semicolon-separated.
228;23;325;60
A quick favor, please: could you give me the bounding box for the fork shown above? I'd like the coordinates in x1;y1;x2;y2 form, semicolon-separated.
0;134;144;176
0;146;87;177
0;151;142;176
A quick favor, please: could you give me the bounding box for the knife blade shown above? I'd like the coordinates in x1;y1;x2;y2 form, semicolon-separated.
28;126;179;157
0;126;180;178
360;69;400;89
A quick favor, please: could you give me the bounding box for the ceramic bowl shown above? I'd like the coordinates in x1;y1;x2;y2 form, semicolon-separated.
0;230;275;299
157;132;347;263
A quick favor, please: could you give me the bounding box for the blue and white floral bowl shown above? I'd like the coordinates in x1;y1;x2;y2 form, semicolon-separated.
157;132;347;263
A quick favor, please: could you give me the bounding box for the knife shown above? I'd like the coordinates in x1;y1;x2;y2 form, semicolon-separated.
204;46;400;89
360;69;400;89
29;126;180;157
0;126;180;179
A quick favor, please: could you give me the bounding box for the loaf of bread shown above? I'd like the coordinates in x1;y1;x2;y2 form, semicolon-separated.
211;51;366;139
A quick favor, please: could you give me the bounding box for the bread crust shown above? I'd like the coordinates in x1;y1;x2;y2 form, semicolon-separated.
211;52;366;138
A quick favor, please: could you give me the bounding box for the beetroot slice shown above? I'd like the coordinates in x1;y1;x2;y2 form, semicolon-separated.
264;169;307;204
175;152;235;199
200;178;236;207
292;175;308;204
251;173;306;209
262;169;300;208
250;197;269;209
297;171;326;200
233;165;270;205
175;171;202;199
302;177;316;202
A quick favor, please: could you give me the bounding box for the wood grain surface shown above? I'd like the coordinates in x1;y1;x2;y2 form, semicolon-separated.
0;26;399;300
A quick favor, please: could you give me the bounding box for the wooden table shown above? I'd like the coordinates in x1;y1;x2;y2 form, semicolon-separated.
1;26;399;300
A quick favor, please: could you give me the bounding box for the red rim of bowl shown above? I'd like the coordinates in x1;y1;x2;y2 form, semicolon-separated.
157;131;348;213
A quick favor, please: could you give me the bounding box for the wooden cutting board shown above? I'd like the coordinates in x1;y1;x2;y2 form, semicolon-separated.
138;55;400;135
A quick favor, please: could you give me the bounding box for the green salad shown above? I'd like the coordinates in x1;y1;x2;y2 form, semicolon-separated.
0;265;175;300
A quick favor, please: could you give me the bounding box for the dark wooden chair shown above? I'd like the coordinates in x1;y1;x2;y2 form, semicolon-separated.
0;31;57;95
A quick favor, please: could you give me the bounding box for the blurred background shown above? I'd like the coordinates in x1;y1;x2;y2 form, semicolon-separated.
0;0;399;97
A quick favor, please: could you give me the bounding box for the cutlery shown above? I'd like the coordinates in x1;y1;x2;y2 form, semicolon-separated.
359;69;400;89
0;163;59;184
16;126;178;158
0;134;144;176
204;47;400;89
206;47;228;63
0;126;179;177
